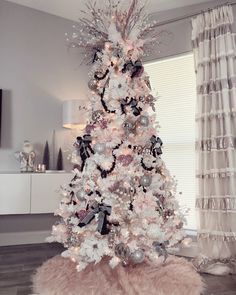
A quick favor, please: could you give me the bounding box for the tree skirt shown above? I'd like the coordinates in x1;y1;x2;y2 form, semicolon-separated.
32;255;204;295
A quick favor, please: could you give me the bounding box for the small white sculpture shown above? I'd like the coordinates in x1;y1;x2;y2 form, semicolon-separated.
15;140;36;172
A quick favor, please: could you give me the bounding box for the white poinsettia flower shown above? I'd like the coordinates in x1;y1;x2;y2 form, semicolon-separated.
70;216;79;225
79;236;111;264
109;256;121;269
107;75;130;98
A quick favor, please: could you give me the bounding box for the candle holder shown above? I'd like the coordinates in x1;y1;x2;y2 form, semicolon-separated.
35;164;46;173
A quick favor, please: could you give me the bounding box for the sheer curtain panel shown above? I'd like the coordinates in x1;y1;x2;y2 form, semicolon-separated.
192;4;236;275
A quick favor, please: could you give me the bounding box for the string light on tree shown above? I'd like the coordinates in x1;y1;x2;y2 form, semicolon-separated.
48;0;186;273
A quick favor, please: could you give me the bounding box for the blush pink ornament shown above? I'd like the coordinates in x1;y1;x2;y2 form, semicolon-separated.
99;118;108;129
85;124;95;134
117;154;133;166
77;210;88;221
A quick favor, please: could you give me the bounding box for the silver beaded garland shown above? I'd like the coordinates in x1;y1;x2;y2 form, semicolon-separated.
140;175;152;187
131;249;145;264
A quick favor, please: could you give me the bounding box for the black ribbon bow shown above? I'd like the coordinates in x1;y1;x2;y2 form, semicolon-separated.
150;135;163;157
74;134;94;171
78;202;112;235
122;60;144;78
121;97;142;116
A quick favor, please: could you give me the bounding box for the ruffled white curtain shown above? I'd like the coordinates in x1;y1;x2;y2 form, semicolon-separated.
192;4;236;275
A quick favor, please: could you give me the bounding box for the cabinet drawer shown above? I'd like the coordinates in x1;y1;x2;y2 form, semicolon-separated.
31;173;72;214
0;174;31;214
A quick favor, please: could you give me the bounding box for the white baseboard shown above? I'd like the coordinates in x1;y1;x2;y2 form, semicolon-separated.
0;230;51;246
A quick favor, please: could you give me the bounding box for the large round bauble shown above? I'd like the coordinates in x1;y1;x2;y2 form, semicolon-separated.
76;190;87;201
94;143;106;154
140;175;152;187
139;115;149;127
131;249;145;264
88;78;99;92
114;243;130;260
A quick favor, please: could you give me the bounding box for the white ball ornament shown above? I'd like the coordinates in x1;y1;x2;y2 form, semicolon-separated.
139;115;149;127
131;249;145;264
140;175;152;187
94;143;106;154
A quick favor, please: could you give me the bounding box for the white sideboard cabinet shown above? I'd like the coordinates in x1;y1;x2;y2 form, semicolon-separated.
0;172;72;215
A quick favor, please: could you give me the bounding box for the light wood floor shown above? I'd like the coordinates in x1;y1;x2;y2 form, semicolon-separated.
0;243;235;295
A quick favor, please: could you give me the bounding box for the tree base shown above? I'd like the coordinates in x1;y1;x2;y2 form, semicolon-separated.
33;255;204;295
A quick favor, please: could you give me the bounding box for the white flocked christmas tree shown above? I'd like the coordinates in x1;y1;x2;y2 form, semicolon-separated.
48;0;188;272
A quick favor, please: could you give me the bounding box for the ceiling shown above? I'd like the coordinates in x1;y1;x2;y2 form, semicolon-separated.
5;0;215;22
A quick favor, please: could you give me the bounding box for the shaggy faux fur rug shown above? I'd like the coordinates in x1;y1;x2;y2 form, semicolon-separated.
32;255;204;295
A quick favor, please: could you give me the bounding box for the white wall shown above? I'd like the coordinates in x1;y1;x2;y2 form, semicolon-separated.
0;0;89;172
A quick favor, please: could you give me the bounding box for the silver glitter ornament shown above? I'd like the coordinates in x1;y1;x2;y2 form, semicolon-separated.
139;115;149;127
131;249;145;264
76;190;87;201
140;175;152;187
94;143;106;154
114;243;130;260
88;78;98;92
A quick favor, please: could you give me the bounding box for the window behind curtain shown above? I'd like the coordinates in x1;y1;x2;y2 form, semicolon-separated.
145;53;197;230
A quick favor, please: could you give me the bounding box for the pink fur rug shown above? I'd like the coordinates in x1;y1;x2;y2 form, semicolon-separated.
32;255;204;295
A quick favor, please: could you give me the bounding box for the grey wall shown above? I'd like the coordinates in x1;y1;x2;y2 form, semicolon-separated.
148;0;236;61
0;0;235;236
0;0;89;235
0;0;89;172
